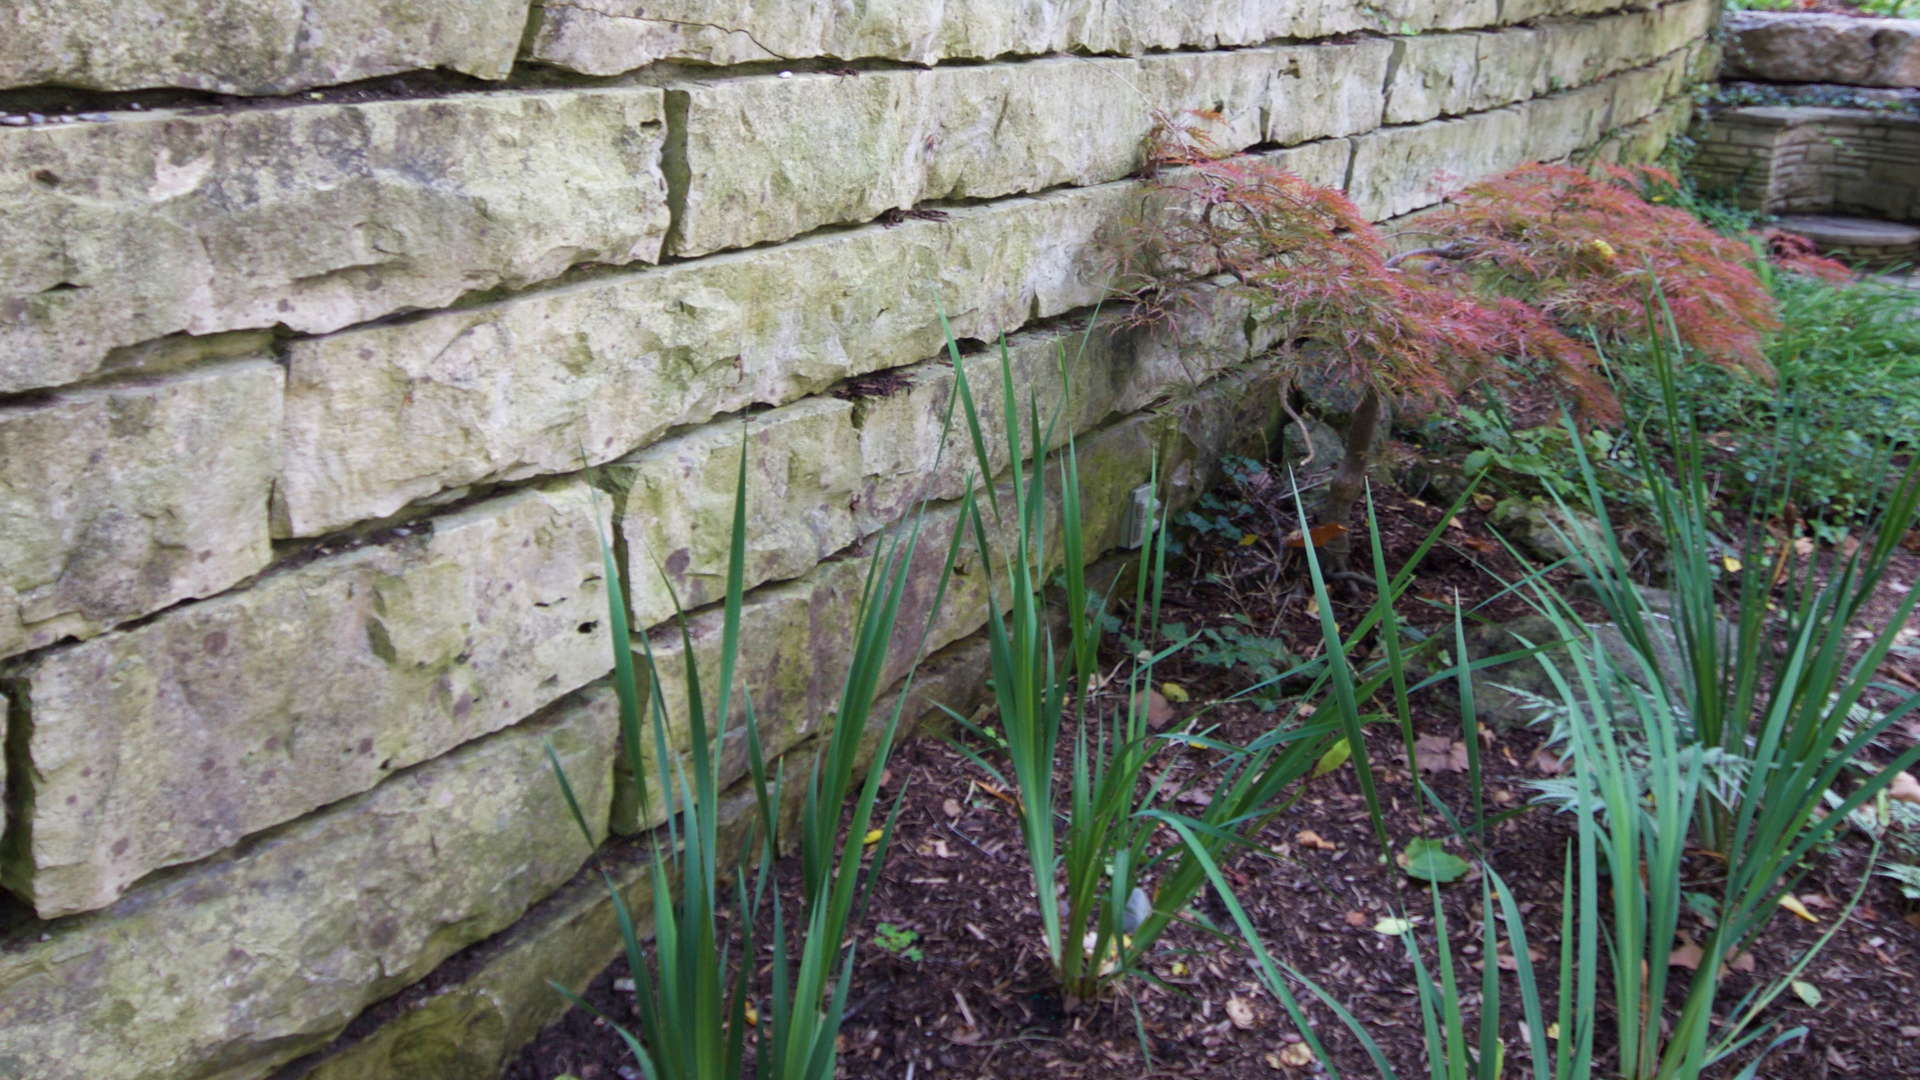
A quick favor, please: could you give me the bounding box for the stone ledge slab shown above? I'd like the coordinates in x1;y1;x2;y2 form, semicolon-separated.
0;89;668;395
667;42;1392;256
1723;10;1920;89
274;180;1136;537
2;480;611;918
273;136;1347;541
1351;56;1684;220
521;0;1684;75
1;360;281;661
1386;0;1714;125
0;686;616;1080
0;0;530;95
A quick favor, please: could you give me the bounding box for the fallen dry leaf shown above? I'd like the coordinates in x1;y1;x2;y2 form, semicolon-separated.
1413;733;1469;774
942;797;962;818
1278;1043;1314;1067
1890;771;1920;806
1669;942;1704;970
1344;910;1370;927
1532;748;1566;776
1778;894;1820;924
1226;996;1257;1030
1296;829;1338;851
1146;689;1176;730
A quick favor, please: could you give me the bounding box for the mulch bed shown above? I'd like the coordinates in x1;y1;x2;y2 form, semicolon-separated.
507;474;1920;1080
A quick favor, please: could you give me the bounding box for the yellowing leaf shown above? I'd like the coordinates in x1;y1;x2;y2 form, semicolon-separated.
1792;980;1822;1007
1312;737;1352;778
744;1001;759;1026
1239;532;1260;546
1160;681;1191;704
1170;961;1189;977
863;829;884;846
1373;917;1414;935
1722;555;1743;573
1279;1043;1315;1067
1546;1022;1561;1040
1778;894;1819;923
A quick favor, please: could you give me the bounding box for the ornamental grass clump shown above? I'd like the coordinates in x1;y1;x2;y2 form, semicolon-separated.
547;443;957;1080
938;314;1360;1007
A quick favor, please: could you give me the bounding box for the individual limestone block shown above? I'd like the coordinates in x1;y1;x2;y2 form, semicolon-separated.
0;686;617;1080
0;0;530;94
2;479;611;918
1724;11;1920;88
667;42;1391;255
1348;106;1530;221
607;396;860;628
0;89;668;395
273;180;1136;537
0;360;280;660
526;0;1493;76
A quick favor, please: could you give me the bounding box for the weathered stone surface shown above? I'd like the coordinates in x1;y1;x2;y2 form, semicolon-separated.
527;0;1507;75
0;90;668;395
2;480;610;918
1724;11;1920;88
0;686;616;1080
1352;60;1679;220
273;180;1134;536
0;0;529;95
1;360;280;660
608;397;859;629
668;42;1392;255
279;706;830;1080
1385;0;1715;125
275;131;1350;540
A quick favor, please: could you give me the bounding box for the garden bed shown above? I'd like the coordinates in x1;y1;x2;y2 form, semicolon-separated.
507;475;1920;1080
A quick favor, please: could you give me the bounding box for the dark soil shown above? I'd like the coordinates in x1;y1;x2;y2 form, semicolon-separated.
506;471;1920;1080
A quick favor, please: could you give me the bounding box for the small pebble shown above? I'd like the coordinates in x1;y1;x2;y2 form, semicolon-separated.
77;112;110;122
26;112;45;124
777;70;793;79
129;102;145;111
611;977;635;993
0;115;25;126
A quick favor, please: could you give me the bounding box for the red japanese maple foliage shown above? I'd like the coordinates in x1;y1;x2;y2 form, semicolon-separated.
1429;163;1781;375
1118;119;1618;426
1118;115;1793;562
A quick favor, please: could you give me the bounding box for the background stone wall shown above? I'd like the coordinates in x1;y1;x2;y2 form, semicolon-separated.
1689;105;1920;223
0;3;1714;1077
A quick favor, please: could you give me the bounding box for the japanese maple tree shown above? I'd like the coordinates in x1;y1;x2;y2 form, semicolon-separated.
1119;116;1792;566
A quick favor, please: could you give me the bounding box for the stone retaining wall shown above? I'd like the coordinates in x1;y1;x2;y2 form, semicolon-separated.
1689;105;1920;222
0;2;1712;1077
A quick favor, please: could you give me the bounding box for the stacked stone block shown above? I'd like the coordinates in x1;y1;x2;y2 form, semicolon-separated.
1690;106;1920;224
0;2;1715;1077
